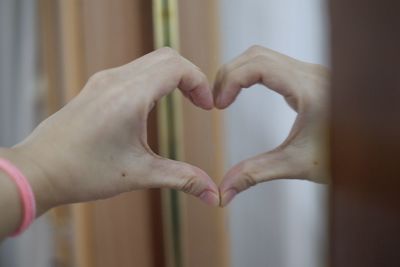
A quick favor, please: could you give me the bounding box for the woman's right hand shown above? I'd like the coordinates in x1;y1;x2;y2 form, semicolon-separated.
10;48;220;215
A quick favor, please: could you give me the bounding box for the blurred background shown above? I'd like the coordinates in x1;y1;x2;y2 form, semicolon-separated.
0;0;329;266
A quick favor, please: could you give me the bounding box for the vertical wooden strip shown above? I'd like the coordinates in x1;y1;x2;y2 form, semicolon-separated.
37;0;63;115
178;1;229;267
58;0;85;101
57;2;96;266
52;1;94;267
39;1;164;266
153;0;184;266
330;0;400;266
38;1;82;266
79;1;163;267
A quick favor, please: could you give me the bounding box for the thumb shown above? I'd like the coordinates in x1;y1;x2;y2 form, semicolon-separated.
149;157;220;206
219;149;305;207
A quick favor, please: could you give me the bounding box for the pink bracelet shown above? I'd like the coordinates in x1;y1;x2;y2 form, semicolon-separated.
0;158;36;236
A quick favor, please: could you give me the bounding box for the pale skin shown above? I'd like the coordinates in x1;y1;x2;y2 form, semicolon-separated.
214;45;330;206
0;46;329;240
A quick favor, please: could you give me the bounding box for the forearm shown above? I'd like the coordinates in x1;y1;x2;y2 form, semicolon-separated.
0;147;53;240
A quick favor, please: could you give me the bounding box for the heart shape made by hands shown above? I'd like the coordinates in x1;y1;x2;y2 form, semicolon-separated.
191;46;329;206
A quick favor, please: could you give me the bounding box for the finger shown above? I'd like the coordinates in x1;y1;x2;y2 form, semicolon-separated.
213;47;264;100
115;47;191;78
215;59;296;109
219;149;305;207
134;48;213;110
149;157;220;206
213;46;297;109
93;48;180;84
214;61;263;109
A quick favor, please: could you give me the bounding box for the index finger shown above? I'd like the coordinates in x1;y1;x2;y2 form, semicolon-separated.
135;48;214;110
213;46;299;109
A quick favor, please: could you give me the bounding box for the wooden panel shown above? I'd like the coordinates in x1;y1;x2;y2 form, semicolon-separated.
330;1;400;266
152;1;183;266
57;3;95;265
78;1;163;267
38;0;64;115
81;0;154;76
39;1;78;266
40;1;164;267
59;0;85;100
178;1;230;267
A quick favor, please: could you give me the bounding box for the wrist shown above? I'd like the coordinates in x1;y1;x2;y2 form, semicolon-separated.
0;146;57;216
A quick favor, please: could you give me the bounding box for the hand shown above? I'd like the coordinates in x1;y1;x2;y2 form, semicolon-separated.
12;48;220;213
214;45;330;207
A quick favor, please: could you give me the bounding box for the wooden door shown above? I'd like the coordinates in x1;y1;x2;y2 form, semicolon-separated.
178;1;229;267
330;1;400;266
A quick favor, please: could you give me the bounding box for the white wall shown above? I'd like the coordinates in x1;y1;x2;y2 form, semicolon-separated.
218;1;329;266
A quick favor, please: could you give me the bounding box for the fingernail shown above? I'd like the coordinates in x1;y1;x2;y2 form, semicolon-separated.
221;189;237;207
206;92;215;109
215;94;224;108
199;190;220;206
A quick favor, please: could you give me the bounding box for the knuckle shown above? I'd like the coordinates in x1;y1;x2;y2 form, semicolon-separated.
240;162;258;188
88;69;111;86
157;47;179;58
251;54;268;65
163;50;182;64
245;45;265;57
241;172;258;188
310;63;329;78
217;64;229;79
180;173;199;195
224;69;240;86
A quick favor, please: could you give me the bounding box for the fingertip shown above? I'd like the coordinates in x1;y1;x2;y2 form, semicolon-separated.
205;88;215;109
192;96;213;110
216;101;228;110
190;166;220;205
212;77;232;109
220;188;238;207
214;94;227;109
214;94;223;109
202;95;214;110
190;85;214;110
218;162;246;206
199;190;220;206
214;90;237;109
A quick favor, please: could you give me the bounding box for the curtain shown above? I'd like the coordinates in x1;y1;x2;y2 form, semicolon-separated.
0;1;54;266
